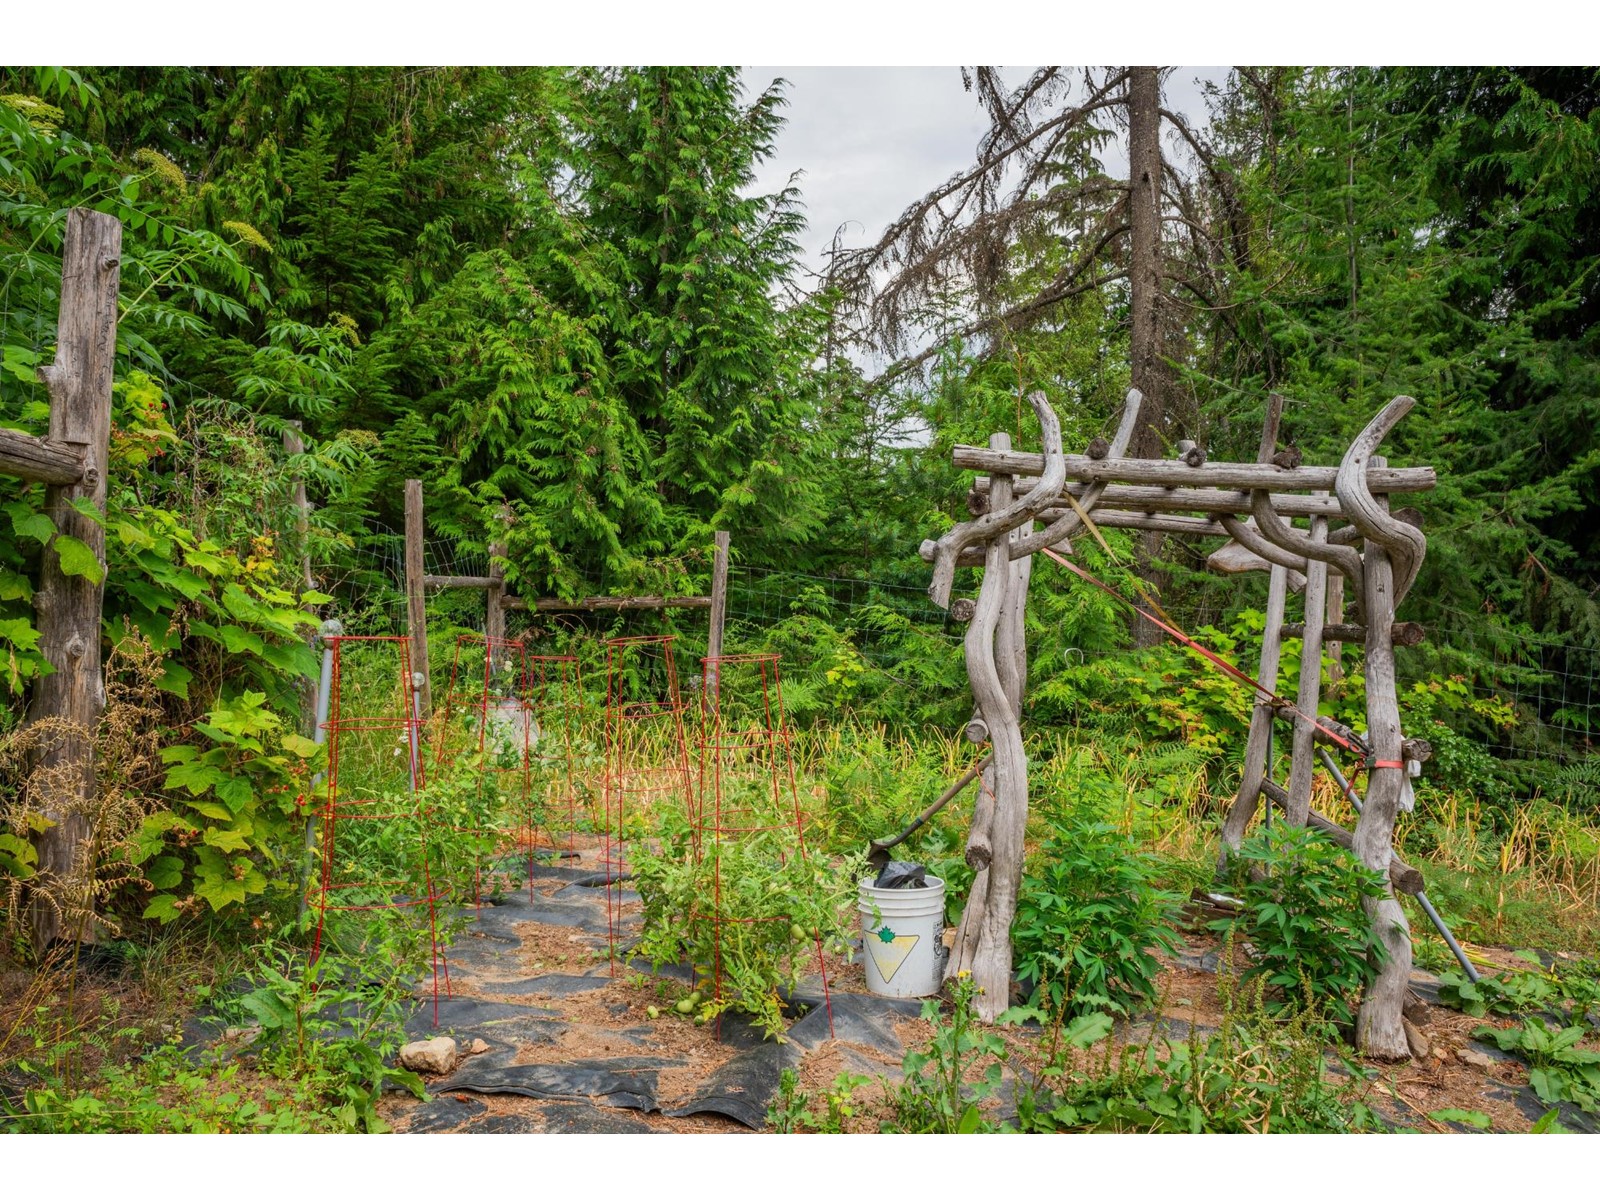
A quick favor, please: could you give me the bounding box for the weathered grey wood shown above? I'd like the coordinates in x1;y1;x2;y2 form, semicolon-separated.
403;480;432;717
0;426;86;485
1217;397;1290;870
974;477;1355;519
960;436;1012;882
1284;499;1330;827
485;506;512;667
23;209;121;951
961;503;1030;1020
283;423;316;737
500;594;711;613
1218;514;1313;578
424;574;495;590
1260;783;1424;894
283;422;314;594
1207;535;1309;591
1283;620;1424;646
998;388;1143;562
1175;438;1206;468
951;444;1436;492
1353;454;1414;1060
1326;571;1347;682
706;531;731;711
1336;397;1427;606
925;392;1065;609
1246;444;1367;605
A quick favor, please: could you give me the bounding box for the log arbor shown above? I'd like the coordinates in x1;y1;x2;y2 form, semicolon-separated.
922;388;1432;1058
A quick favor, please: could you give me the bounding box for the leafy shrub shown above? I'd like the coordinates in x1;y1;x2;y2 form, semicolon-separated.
1012;812;1182;1018
1213;823;1388;1024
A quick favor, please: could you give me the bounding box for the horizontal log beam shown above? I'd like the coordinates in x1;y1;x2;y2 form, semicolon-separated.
974;479;1350;519
0;426;87;485
1261;781;1423;894
502;594;711;613
954;446;1435;493
424;573;494;590
1282;621;1425;646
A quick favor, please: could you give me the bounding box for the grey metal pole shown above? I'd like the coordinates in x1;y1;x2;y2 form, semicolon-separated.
1316;745;1479;983
298;619;342;920
407;671;424;792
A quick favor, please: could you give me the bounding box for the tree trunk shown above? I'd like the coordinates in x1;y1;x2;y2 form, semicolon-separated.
1127;65;1168;646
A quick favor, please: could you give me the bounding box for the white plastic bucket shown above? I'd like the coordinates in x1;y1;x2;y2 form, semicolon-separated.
858;874;947;998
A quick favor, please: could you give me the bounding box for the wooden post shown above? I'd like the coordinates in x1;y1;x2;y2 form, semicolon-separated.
1325;572;1346;682
1284;498;1330;827
1351;454;1414;1060
485;505;511;666
706;531;730;708
1218;394;1290;867
24;208;122;951
404;480;431;717
284;422;316;736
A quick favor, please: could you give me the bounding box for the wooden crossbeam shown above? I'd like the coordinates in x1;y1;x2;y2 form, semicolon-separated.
953;445;1435;492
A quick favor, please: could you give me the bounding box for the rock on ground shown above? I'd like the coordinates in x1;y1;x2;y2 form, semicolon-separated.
400;1036;459;1075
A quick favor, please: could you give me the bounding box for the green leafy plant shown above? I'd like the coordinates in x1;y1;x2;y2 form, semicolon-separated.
1016;972;1382;1134
884;973;1008;1134
767;1068;872;1133
1475;1018;1600;1114
634;801;860;1039
1012;811;1182;1018
1213;823;1389;1024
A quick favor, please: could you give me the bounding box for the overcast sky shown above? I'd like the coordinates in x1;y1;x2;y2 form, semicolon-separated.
741;66;1228;276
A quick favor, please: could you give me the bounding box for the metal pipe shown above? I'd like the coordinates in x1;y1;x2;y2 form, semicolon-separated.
1315;745;1479;983
298;618;342;920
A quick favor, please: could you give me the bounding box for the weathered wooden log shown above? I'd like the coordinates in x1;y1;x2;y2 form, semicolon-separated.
949;597;978;623
1282;620;1424;646
1218;513;1312;577
985;388;1143;564
1244;401;1367;602
973;477;1357;519
924;392;1065;609
424;573;495;590
1353;453;1415;1061
951;445;1437;493
1336;397;1428;607
1260;782;1424;894
1402;737;1433;763
1285;499;1331;827
404;480;432;716
1176;439;1206;468
500;594;711;612
1218;398;1292;869
0;426;86;486
706;531;731;712
24;210;121;951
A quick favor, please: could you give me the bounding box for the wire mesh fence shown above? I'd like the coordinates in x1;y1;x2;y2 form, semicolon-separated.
303;523;1600;774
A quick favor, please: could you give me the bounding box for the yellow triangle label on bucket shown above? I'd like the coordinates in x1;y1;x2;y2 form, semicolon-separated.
866;933;920;984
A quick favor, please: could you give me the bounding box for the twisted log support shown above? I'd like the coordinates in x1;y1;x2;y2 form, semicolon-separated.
947;448;1037;1022
1343;432;1419;1060
924;393;1064;609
